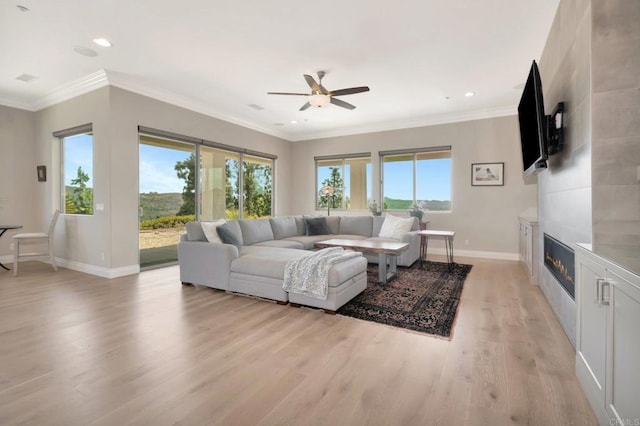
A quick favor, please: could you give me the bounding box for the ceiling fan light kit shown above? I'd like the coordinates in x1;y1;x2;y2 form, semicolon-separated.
309;93;330;108
268;71;369;111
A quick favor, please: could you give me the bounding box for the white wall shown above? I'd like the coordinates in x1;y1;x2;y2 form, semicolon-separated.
0;105;37;262
291;115;537;258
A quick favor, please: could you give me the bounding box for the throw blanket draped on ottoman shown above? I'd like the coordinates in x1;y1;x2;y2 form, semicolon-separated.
283;247;362;300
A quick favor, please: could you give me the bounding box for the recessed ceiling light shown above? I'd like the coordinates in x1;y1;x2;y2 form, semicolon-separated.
465;91;475;97
290;120;297;124
92;38;112;48
16;5;29;12
73;46;98;57
273;123;284;126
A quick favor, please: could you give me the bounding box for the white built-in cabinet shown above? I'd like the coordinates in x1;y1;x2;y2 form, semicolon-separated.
518;216;538;284
575;244;640;425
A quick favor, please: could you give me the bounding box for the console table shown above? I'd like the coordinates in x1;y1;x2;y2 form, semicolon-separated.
0;225;22;270
417;230;455;269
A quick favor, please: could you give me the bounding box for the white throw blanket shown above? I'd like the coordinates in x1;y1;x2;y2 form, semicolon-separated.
283;247;362;300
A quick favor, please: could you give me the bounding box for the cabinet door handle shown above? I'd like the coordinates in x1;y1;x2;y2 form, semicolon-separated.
601;280;611;306
595;278;604;303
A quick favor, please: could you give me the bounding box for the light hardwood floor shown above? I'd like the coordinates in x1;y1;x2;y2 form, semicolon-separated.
0;257;597;425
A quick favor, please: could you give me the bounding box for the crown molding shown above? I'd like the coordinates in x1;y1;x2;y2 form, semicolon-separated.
31;70;109;111
0;96;34;111
0;69;516;142
105;71;289;141
288;105;517;142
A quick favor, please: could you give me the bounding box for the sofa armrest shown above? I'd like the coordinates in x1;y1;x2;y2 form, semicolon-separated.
177;241;239;290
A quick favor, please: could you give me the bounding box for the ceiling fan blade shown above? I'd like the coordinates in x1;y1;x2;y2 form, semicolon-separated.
330;97;356;110
330;86;370;97
303;74;328;94
267;92;309;96
299;101;311;111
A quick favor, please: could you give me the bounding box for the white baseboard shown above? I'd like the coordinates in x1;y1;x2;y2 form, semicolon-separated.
0;255;139;278
55;258;140;278
427;247;519;261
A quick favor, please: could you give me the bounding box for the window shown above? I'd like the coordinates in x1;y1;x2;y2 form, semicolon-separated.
381;146;451;211
316;154;371;211
242;154;273;218
199;146;240;220
138;127;275;221
55;124;94;215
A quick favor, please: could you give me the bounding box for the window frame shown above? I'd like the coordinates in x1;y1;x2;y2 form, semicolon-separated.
138;127;276;220
54;123;94;216
379;146;452;213
314;152;372;212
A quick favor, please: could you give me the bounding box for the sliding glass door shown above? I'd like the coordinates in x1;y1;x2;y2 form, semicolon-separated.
139;136;195;268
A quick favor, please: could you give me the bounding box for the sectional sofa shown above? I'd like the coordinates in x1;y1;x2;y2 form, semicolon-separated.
177;214;420;311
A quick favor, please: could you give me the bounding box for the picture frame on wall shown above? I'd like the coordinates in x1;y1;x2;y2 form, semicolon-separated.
471;162;504;186
36;165;47;182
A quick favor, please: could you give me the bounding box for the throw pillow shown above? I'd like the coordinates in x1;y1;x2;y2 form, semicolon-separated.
305;216;330;236
378;215;414;238
216;223;243;247
185;222;207;242
201;219;226;244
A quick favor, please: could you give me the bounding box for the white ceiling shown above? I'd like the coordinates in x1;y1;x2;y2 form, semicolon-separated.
0;0;559;141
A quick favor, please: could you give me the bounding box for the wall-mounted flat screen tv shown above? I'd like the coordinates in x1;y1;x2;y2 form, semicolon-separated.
518;61;548;176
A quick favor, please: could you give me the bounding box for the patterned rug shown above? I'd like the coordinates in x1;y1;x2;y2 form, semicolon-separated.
337;261;472;338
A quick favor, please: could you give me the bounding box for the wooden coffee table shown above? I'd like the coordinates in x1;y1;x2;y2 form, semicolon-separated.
314;238;409;285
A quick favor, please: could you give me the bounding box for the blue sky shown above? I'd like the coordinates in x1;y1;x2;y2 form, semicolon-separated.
64;134;93;186
139;144;193;193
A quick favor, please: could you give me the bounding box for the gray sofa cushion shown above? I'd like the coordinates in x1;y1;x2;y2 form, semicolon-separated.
372;216;386;238
269;216;299;239
239;218;274;245
325;216;340;234
305;217;330;235
293;215;306;235
253;239;305;249
283;235;334;250
339;216;373;237
217;223;242;247
234;246;311;279
185;221;207;242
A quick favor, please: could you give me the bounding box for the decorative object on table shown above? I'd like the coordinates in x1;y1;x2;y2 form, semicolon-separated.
409;204;424;221
36;165;46;182
369;200;382;216
338;261;472;338
319;185;335;216
471;162;504;186
12;210;60;276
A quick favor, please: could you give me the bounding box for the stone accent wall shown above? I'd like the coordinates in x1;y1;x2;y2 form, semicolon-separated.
591;1;640;273
537;0;592;347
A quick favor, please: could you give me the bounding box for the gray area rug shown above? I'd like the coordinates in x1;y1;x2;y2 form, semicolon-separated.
337;261;472;338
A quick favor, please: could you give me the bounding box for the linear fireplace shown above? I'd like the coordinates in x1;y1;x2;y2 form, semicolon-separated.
544;233;575;299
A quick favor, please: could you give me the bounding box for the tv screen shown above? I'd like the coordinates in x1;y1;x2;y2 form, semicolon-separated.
518;61;548;176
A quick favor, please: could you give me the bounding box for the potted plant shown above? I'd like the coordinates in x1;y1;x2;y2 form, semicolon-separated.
369;200;382;216
409;204;424;221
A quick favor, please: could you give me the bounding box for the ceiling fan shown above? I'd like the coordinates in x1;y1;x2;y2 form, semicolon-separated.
267;71;370;111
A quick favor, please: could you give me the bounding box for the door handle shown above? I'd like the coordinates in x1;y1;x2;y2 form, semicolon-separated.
595;278;603;303
601;280;611;306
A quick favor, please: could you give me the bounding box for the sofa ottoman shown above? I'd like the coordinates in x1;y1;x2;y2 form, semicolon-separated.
229;246;368;310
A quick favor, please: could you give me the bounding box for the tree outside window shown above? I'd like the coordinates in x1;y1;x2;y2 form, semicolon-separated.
62;132;94;215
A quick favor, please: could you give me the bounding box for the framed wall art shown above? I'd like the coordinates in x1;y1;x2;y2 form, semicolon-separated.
471;162;504;186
